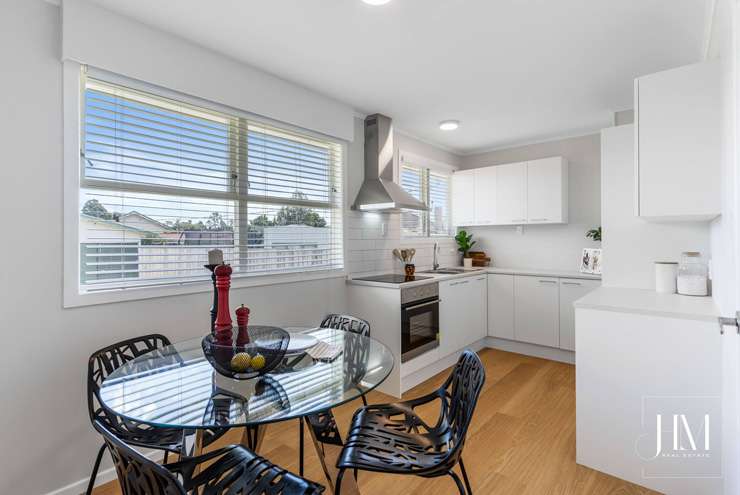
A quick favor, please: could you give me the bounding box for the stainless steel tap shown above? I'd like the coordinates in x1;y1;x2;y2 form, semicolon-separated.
433;242;440;271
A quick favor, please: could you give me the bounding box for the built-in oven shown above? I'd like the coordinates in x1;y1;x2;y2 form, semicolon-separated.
401;282;440;363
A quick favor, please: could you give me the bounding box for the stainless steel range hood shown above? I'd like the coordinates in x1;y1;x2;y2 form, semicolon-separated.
352;114;428;212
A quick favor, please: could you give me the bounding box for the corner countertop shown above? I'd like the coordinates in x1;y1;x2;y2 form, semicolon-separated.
346;266;601;289
574;286;719;322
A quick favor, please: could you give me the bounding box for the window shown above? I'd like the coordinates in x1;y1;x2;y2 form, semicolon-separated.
78;75;343;293
400;163;452;237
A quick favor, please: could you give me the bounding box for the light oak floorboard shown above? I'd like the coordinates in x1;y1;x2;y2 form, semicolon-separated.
91;348;660;495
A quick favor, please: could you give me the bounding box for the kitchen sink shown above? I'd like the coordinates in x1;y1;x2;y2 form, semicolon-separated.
418;268;471;274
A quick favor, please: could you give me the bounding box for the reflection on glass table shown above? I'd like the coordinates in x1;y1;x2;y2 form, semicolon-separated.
98;327;394;430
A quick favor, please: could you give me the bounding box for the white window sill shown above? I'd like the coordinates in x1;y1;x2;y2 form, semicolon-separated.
63;269;347;308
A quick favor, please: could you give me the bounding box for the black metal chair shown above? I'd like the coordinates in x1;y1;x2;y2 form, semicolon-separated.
335;350;486;495
298;315;372;476
86;334;191;495
93;420;325;495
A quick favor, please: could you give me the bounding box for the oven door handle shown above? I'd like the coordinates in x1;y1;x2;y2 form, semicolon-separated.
404;299;441;311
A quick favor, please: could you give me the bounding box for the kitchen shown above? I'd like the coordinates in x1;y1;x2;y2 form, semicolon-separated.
341;48;727;495
4;1;740;495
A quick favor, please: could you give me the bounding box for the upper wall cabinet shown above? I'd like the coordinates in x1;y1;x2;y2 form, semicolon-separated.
635;61;721;221
473;166;498;225
495;162;528;224
451;170;476;227
451;157;568;227
527;157;568;224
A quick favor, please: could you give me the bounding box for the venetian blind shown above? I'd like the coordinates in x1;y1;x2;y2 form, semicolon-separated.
80;76;344;292
400;165;425;237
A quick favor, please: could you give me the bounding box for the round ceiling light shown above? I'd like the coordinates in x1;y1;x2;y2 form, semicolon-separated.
362;0;391;4
439;120;460;131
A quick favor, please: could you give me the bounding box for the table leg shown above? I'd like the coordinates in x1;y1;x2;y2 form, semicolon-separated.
306;411;360;495
240;424;266;452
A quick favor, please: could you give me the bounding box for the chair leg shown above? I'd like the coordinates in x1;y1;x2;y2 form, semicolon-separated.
163;450;169;464
85;444;107;495
459;457;473;495
448;470;467;495
361;395;368;407
336;467;346;495
299;416;305;476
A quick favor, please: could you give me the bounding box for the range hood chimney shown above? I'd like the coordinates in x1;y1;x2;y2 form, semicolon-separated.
352;114;428;212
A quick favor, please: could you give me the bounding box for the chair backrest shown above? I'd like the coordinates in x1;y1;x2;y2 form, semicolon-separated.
320;314;371;388
94;420;186;495
319;314;370;337
87;334;172;422
438;350;486;464
94;420;326;495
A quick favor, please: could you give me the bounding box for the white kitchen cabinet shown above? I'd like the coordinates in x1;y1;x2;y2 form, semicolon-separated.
635;60;721;220
473;166;497;225
487;273;514;339
514;275;560;347
558;278;600;351
439;276;487;356
495;163;527;224
451;170;476;226
527;157;568;224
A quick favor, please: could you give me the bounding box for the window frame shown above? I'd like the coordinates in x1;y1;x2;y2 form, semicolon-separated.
63;62;347;308
398;150;455;239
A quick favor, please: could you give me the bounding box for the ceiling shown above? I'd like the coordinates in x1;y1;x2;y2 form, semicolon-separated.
88;0;709;154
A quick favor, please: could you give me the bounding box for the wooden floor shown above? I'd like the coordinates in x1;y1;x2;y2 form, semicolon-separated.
93;348;659;494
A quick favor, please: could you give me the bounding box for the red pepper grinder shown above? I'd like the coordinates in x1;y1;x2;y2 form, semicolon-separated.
235;304;250;346
214;264;233;344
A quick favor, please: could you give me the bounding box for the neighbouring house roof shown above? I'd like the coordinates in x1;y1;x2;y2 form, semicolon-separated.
80;213;154;234
119;211;172;233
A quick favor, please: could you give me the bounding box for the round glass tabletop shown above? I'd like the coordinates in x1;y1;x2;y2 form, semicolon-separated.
98;327;394;429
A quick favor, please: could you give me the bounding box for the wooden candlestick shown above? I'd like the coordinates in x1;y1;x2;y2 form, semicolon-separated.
235;304;250;346
214;264;233;344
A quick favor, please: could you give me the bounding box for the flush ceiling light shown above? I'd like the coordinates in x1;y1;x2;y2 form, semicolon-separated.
439;120;460;131
362;0;391;4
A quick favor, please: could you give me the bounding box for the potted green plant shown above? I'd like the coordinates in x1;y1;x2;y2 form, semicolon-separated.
455;230;476;268
586;226;602;242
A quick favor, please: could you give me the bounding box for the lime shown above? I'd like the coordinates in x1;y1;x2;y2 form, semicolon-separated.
251;353;266;370
230;352;252;372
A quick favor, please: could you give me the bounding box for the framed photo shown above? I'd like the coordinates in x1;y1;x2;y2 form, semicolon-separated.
580;248;602;274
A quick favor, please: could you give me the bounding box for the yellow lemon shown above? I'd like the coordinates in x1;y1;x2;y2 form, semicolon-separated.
230;352;252;372
251;353;266;370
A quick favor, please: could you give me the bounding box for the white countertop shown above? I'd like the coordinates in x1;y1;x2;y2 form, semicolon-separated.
347;266;601;288
574;286;719;322
487;267;601;280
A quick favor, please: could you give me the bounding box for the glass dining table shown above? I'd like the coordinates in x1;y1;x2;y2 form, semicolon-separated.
99;326;394;494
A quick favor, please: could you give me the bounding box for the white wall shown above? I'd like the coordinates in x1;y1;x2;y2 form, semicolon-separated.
62;0;354;142
457;134;602;271
0;2;352;494
600;124;711;289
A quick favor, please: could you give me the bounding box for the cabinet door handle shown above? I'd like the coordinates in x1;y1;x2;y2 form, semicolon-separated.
530;218;548;222
539;280;557;284
562;281;582;286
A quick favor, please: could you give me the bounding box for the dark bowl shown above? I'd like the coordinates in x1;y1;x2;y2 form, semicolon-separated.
201;326;290;380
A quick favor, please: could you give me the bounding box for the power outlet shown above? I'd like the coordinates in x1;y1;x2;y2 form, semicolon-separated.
516;225;524;235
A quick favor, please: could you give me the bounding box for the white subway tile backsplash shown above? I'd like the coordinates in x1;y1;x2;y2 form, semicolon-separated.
344;211;460;274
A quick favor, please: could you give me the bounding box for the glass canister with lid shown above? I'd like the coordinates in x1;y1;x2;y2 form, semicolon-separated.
677;251;708;296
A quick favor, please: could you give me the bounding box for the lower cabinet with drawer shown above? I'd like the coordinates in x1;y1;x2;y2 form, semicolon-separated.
488;272;601;351
514;275;560;347
559;278;602;351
